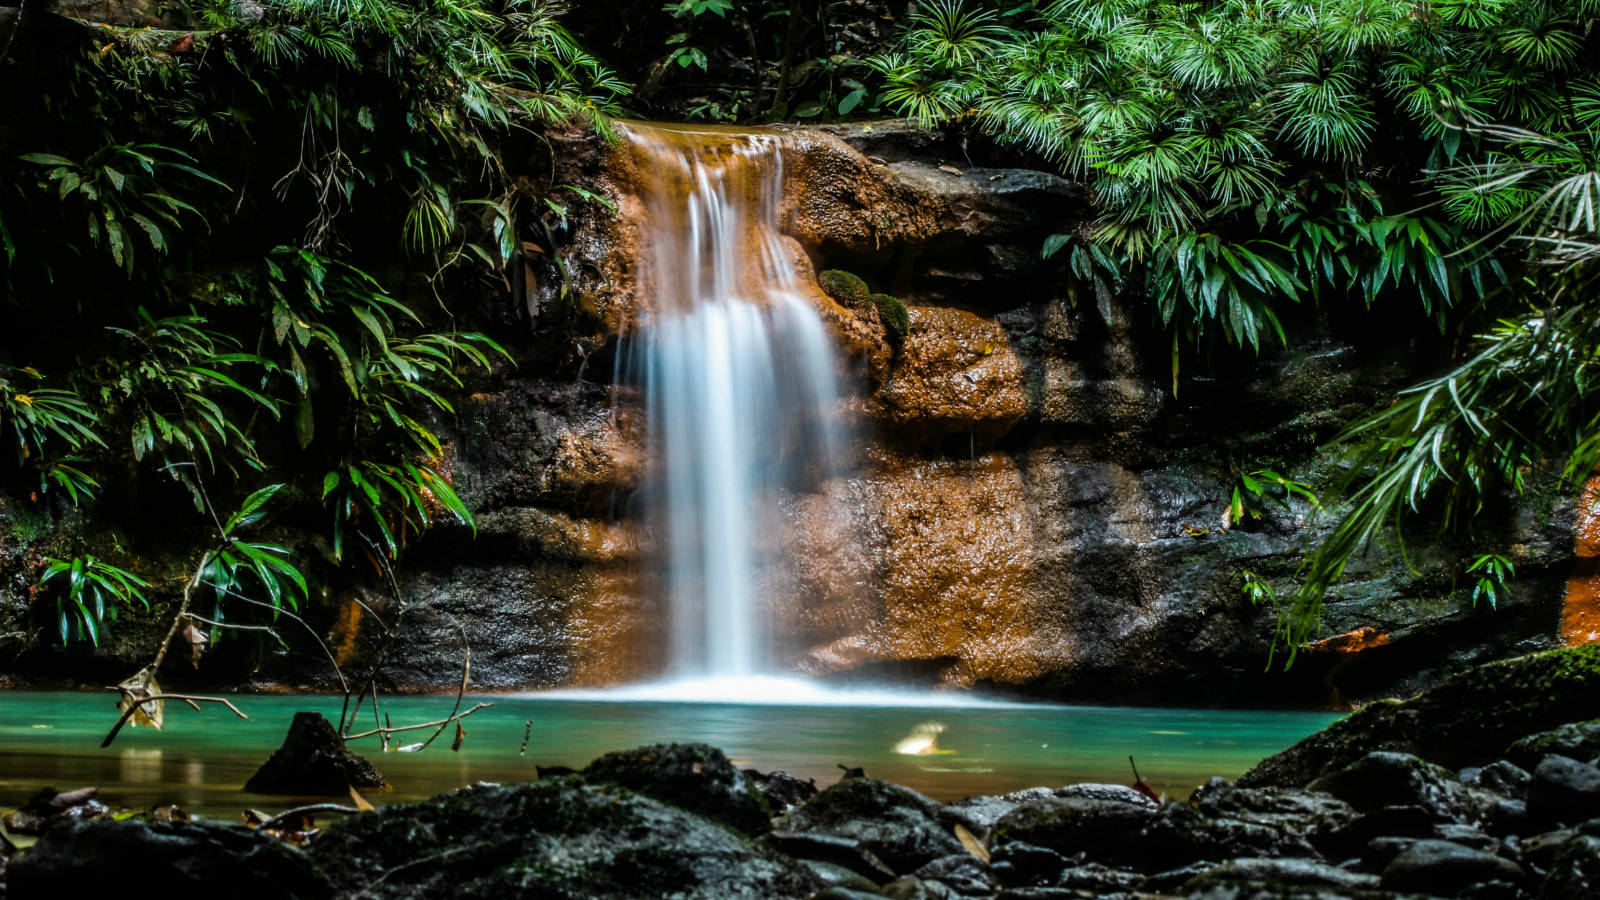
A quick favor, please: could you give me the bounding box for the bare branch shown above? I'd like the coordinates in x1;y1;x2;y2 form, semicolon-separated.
101;693;248;747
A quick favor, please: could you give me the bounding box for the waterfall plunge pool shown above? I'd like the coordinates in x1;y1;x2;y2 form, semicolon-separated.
1;690;1337;818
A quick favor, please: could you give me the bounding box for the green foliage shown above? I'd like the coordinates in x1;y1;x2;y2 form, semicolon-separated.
1241;570;1277;606
877;0;1600;353
1228;468;1320;529
1;0;612;648
1468;552;1515;609
38;555;149;646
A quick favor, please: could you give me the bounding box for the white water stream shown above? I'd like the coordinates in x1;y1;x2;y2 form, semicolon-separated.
623;123;850;681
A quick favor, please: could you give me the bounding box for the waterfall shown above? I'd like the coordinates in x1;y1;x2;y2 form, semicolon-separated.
621;123;850;681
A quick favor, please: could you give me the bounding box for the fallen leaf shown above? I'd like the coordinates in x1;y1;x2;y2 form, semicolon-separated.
451;720;466;752
348;785;375;812
938;164;964;176
954;823;989;863
180;621;208;668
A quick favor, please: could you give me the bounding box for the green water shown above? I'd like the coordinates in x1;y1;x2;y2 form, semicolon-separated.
0;691;1338;819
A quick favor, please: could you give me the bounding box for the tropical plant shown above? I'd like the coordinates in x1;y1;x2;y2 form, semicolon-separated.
37;555;150;645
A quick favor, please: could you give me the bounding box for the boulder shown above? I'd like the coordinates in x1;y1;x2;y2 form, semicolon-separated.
7;818;330;900
765;830;897;883
581;743;772;834
1183;857;1381;891
1528;755;1600;825
307;778;820;899
1539;833;1600;900
989;796;1158;863
987;840;1071;887
1308;751;1483;823
1506;720;1600;770
773;778;962;875
745;767;819;815
243;711;384;795
1190;778;1358;854
1461;761;1534;800
912;854;994;896
1378;839;1526;895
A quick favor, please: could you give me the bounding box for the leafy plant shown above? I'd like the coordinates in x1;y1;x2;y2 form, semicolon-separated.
38;555;149;645
1241;570;1277;606
1227;468;1321;529
1467;552;1515;609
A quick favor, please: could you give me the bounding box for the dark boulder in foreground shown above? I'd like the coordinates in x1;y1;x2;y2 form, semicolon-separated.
581;742;773;834
774;777;964;875
307;778;821;899
243;710;385;795
7;818;331;900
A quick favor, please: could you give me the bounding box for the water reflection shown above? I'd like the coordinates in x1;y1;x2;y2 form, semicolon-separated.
0;691;1340;819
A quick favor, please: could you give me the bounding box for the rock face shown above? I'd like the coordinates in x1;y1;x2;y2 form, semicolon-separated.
329;119;1578;704
2;117;1576;703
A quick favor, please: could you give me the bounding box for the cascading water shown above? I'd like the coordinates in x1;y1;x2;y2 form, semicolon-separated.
621;123;851;684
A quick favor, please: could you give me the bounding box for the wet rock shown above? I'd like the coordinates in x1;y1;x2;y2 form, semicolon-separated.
1332;805;1439;859
881;875;958;899
746;767;819;814
1528;755;1600;825
1184;857;1382;891
1308;751;1482;823
1521;828;1580;871
945;791;1042;836
988;841;1071;887
7;818;330;900
581;743;772;834
243;711;385;795
308;779;820;899
1190;778;1358;853
1379;839;1526;894
913;853;995;896
876;306;1027;440
801;859;882;892
1054;783;1159;807
1506;720;1600;770
1462;761;1534;800
1;786;107;835
1054;861;1144;893
1539;833;1600;899
1140;801;1320;866
990;796;1158;863
765;830;897;883
774;778;962;875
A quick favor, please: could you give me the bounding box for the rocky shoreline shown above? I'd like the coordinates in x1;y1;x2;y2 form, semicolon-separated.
6;645;1600;899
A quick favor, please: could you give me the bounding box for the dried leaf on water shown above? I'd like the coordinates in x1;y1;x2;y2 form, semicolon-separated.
347;786;375;812
116;667;162;731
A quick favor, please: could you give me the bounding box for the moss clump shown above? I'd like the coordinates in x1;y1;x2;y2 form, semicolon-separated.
869;293;910;341
817;269;869;308
1239;642;1600;788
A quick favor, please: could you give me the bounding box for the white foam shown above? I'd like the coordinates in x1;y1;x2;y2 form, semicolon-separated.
522;675;1042;709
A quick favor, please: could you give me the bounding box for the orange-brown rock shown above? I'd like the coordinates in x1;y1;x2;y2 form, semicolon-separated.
793;453;1071;687
875;306;1026;440
1563;473;1600;645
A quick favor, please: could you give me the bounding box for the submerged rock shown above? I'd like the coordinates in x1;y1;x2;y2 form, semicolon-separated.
243;711;385;795
7;818;331;900
307;778;820;899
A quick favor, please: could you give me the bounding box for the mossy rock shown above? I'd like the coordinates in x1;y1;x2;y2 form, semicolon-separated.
868;293;910;342
1240;643;1600;789
581;742;773;834
818;269;869;308
309;778;820;899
